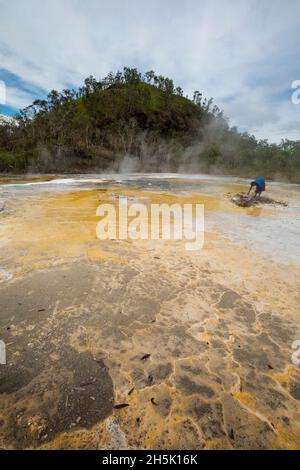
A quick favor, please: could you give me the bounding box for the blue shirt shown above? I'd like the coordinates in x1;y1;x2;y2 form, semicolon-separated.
255;178;265;191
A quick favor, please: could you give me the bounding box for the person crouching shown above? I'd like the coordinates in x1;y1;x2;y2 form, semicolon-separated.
248;178;266;198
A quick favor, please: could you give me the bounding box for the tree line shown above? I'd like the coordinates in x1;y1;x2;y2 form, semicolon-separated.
0;67;299;181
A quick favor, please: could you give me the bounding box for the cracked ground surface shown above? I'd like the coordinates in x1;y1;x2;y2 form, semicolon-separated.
0;176;299;449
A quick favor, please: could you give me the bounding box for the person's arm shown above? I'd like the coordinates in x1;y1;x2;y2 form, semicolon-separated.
248;181;255;195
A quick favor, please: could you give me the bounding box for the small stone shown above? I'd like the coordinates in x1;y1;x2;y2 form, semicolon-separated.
141;354;151;361
113;403;130;409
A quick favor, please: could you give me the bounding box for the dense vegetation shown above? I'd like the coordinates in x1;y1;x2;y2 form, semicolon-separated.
0;67;299;181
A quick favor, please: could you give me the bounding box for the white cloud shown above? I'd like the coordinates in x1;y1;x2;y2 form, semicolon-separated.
0;79;5;104
0;0;299;141
5;86;34;110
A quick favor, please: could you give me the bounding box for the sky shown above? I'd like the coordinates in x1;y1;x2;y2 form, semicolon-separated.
0;0;299;142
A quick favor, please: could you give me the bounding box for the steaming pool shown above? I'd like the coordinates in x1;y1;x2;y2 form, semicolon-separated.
1;173;300;266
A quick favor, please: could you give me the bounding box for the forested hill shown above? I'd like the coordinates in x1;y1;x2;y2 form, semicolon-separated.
0;67;299;181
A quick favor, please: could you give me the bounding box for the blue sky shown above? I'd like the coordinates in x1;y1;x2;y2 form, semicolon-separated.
0;0;299;142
